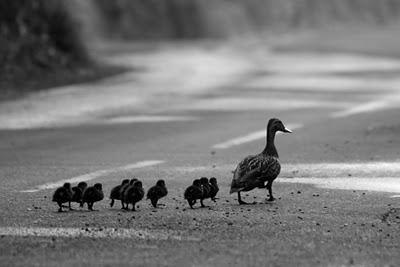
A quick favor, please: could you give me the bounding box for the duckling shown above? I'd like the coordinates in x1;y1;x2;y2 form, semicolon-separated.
184;179;203;209
146;179;168;208
110;179;129;208
52;183;73;212
209;177;219;202
200;177;211;207
230;118;292;204
123;181;144;211
71;182;88;208
82;183;104;211
120;178;138;209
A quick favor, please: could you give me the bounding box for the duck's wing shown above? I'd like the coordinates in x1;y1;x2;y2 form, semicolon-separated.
230;155;279;193
230;155;264;193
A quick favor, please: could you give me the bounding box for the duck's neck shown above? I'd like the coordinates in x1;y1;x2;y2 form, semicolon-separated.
262;129;279;158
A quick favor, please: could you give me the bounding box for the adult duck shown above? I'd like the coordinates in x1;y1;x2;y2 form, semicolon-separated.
230;118;292;204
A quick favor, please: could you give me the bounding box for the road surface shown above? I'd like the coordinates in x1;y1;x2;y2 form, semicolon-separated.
0;41;400;266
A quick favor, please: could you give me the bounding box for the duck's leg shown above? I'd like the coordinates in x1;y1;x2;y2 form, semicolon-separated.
120;200;125;209
238;192;249;205
266;180;275;201
200;199;205;207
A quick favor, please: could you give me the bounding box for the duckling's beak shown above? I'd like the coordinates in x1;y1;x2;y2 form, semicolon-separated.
283;127;292;133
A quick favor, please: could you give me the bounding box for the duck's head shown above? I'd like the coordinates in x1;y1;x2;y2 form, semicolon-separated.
78;182;88;190
200;177;209;184
121;179;130;185
209;177;217;185
134;181;143;188
94;183;103;191
267;118;292;134
63;183;71;189
193;179;201;187
156;179;166;187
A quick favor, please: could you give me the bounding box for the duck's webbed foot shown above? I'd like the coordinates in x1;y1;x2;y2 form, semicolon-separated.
238;192;250;205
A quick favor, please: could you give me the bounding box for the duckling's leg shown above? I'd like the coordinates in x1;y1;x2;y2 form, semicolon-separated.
238;192;249;205
57;202;63;212
200;199;206;208
187;199;194;209
131;203;136;211
120;200;125;209
110;199;114;207
266;180;275;201
151;199;158;208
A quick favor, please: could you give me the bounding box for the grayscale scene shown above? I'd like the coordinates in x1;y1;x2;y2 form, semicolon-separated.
1;1;400;266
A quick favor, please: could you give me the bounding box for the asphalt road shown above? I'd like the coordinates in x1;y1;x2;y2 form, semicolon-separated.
0;41;400;266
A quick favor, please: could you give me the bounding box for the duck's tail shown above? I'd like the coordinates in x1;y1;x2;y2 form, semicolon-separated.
229;187;241;194
229;179;243;194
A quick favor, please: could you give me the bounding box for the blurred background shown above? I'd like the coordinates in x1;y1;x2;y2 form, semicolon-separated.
2;0;400;129
2;0;400;95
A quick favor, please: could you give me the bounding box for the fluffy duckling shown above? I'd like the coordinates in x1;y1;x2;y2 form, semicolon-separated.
184;179;203;209
209;177;219;202
230;118;292;204
52;183;73;212
146;179;168;208
110;179;129;208
120;178;138;209
82;183;104;211
200;177;211;207
123;180;144;211
71;182;87;208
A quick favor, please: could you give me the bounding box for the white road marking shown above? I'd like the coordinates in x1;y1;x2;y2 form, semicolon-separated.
21;160;165;193
279;177;400;194
168;162;400;176
331;100;389;118
282;162;400;178
212;123;303;149
102;115;198;124
246;75;394;92
0;227;201;241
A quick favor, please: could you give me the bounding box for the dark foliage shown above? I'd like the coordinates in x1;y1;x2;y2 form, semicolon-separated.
0;0;88;80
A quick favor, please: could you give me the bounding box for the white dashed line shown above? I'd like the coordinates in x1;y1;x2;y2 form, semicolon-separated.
21;160;165;193
331;100;389;118
279;177;400;194
212;123;303;149
0;227;201;241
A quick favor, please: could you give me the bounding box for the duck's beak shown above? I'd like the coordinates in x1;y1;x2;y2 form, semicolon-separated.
282;127;292;133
